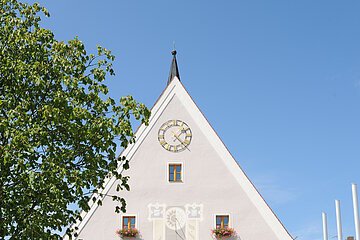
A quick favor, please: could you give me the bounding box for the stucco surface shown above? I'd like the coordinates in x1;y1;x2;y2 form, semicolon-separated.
78;93;283;240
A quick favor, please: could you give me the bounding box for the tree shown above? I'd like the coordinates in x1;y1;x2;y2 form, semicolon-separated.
0;0;150;238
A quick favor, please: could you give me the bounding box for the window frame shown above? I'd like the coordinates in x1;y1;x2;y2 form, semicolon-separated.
167;162;184;183
214;214;231;229
121;214;138;230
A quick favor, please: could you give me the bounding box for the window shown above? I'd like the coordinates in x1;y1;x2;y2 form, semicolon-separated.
122;216;136;230
216;215;229;228
169;164;182;182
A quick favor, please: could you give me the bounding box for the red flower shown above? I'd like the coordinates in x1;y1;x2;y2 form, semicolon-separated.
116;228;139;238
211;227;236;238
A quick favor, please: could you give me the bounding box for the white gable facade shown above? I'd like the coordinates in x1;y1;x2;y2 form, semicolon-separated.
67;55;293;240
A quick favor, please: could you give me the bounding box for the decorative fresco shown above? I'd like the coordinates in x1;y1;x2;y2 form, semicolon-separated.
148;203;203;240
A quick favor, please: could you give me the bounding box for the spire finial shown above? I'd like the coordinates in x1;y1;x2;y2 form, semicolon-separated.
167;47;180;85
172;41;176;55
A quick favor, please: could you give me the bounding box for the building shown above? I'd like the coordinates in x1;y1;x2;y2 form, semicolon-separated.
67;51;293;240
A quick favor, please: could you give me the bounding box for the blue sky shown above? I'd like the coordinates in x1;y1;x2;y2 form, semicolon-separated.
35;1;360;239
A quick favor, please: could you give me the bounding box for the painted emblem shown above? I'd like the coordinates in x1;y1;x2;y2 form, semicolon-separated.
148;203;203;240
165;207;187;230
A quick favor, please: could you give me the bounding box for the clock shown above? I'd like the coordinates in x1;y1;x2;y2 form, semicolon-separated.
165;207;187;230
158;120;192;152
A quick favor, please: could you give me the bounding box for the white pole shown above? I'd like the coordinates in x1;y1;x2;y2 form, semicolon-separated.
323;212;329;240
335;200;343;240
352;183;360;240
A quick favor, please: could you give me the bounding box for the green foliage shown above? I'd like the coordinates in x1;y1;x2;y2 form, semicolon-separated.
0;0;150;238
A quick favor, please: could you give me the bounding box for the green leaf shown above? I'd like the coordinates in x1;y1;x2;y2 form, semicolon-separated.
0;0;150;238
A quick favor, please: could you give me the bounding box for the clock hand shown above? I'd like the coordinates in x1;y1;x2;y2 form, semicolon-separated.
172;131;190;151
173;132;184;142
172;131;182;142
172;127;186;142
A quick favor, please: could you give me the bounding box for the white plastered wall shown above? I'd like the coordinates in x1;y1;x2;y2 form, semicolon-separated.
70;78;292;240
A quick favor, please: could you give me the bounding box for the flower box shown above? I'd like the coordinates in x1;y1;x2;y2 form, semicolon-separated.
116;228;139;238
211;227;236;239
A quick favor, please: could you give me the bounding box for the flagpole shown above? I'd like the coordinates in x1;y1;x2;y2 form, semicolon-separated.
352;183;360;240
335;200;343;240
322;212;328;240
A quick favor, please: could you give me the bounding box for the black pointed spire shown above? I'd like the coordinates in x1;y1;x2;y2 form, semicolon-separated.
167;50;180;85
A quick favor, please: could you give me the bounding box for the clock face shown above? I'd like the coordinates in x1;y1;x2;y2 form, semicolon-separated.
165;207;186;230
158;120;192;152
